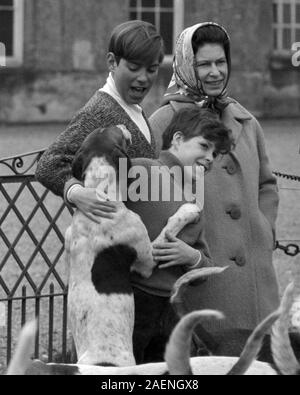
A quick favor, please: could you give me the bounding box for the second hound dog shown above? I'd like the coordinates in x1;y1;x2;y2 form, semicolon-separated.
6;257;300;375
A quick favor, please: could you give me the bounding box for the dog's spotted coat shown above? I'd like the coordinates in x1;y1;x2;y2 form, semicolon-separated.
66;156;155;366
65;126;201;367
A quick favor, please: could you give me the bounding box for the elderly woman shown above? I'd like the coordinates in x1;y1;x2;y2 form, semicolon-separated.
149;22;280;358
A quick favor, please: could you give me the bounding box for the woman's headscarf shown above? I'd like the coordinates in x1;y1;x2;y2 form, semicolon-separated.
163;22;234;114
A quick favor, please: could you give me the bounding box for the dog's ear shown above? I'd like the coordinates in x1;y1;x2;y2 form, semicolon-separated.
72;150;85;181
116;125;132;148
111;146;132;172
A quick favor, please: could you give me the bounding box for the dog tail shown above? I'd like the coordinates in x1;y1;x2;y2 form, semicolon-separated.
6;320;37;375
227;310;281;375
271;282;300;375
170;267;228;318
165;310;224;375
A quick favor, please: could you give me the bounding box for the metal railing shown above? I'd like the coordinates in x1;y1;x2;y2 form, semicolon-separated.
0;150;73;370
273;171;300;258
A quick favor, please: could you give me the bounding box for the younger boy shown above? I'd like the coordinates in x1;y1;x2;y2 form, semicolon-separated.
126;107;234;363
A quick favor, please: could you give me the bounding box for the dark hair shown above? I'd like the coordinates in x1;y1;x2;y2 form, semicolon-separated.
108;20;165;65
72;126;132;182
192;24;231;69
162;107;235;155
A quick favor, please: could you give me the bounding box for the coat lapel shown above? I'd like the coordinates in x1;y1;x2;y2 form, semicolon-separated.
221;102;252;162
222;102;251;142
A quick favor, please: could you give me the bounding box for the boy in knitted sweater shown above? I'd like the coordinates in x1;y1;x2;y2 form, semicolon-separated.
36;20;165;221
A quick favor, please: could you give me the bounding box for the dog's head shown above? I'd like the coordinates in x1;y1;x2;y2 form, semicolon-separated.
72;125;132;182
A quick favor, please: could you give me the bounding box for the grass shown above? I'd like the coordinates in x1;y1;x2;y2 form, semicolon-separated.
0;119;299;371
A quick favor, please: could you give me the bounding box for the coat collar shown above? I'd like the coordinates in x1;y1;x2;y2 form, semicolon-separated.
167;98;252;145
221;101;252;144
158;150;185;170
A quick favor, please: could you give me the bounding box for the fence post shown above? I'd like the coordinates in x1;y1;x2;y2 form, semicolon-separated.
48;283;54;362
34;293;40;359
21;286;27;327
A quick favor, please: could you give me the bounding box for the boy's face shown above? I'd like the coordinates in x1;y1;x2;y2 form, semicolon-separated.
172;134;217;181
108;54;160;105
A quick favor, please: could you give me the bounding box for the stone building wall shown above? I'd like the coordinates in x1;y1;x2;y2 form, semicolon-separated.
0;0;299;123
0;0;128;123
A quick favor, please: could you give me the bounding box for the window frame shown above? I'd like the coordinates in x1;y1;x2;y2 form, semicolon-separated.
129;0;184;63
0;0;24;67
273;0;300;54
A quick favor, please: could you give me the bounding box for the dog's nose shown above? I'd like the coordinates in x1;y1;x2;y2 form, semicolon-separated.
116;125;132;145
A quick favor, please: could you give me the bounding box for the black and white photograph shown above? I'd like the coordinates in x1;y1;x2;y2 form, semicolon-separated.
0;0;300;378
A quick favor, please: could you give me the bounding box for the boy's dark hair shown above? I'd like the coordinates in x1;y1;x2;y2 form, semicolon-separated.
162;107;235;156
109;20;165;65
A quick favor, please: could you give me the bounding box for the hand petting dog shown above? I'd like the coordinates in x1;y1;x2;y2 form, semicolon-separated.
153;231;201;269
68;185;117;223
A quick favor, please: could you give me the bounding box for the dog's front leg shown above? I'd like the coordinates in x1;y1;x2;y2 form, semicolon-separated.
152;203;201;245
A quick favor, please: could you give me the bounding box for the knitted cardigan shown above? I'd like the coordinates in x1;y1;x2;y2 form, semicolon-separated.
35;91;157;197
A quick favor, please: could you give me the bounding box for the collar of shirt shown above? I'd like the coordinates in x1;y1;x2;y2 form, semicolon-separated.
99;74;151;143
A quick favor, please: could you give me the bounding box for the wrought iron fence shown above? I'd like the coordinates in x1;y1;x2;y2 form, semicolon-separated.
0;150;73;371
274;171;300;259
0;148;299;372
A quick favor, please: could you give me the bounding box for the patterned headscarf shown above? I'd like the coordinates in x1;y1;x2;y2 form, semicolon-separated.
163;22;234;114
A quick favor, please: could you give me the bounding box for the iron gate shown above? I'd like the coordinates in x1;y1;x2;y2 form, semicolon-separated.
0;149;299;372
0;150;73;371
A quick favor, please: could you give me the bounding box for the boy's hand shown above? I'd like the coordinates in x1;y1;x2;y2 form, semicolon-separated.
69;185;117;223
152;231;201;269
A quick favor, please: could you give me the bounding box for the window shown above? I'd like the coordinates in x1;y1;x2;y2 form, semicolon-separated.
273;0;300;52
129;0;184;60
0;0;24;66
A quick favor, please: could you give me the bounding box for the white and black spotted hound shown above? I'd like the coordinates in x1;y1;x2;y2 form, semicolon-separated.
64;125;155;367
64;125;202;367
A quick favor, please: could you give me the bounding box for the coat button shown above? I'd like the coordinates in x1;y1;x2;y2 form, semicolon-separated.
226;205;242;220
234;256;246;267
227;163;237;175
223;159;237;175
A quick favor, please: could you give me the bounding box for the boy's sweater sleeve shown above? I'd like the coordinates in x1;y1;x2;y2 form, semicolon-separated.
184;215;213;272
35;110;101;198
36;92;157;198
